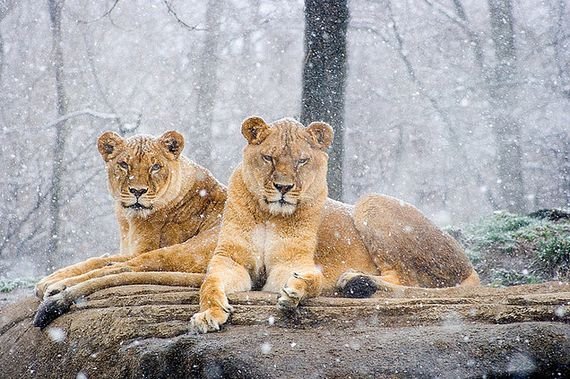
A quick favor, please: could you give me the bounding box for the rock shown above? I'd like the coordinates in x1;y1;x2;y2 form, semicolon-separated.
1;282;570;378
528;209;570;221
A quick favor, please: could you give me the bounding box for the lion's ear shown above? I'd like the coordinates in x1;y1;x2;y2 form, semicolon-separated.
307;121;334;150
159;130;185;159
97;131;124;162
241;116;270;145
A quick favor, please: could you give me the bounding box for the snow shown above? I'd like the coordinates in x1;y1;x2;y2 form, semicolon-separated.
0;8;567;377
260;342;272;354
47;327;67;343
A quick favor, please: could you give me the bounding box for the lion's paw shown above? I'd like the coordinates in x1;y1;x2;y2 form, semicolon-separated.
33;293;73;328
44;282;67;299
336;270;362;290
277;286;301;311
190;306;232;334
337;271;378;298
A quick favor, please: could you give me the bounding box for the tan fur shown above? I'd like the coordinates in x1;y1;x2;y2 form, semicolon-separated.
36;119;478;329
35;131;225;299
190;117;332;333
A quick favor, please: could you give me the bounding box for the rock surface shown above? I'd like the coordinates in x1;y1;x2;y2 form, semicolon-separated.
1;282;569;378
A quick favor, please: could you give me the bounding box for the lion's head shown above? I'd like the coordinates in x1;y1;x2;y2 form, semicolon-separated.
97;130;185;218
240;116;333;216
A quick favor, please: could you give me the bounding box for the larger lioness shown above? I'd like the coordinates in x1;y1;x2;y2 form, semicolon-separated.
190;118;331;332
34;117;479;328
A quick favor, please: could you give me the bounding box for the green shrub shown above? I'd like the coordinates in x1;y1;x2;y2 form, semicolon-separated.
463;211;570;286
0;278;36;293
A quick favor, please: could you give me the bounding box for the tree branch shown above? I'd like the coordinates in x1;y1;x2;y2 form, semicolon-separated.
163;0;203;31
40;108;119;130
76;0;120;24
386;0;498;209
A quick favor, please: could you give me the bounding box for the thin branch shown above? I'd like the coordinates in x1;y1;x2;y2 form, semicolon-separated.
76;0;120;24
386;0;498;209
553;0;570;98
40;108;119;130
0;186;50;256
422;0;486;75
81;31;125;130
163;0;203;31
0;0;20;22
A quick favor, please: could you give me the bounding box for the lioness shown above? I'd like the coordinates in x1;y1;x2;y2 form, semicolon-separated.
34;118;479;329
190;117;331;332
33;130;225;326
190;117;479;333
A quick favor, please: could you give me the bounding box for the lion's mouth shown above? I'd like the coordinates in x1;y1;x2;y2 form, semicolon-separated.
265;198;295;207
123;202;152;211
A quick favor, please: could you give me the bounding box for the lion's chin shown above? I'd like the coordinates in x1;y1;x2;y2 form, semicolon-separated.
266;200;297;216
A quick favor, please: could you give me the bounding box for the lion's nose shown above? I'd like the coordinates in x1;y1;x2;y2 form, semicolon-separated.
274;183;294;195
129;187;148;198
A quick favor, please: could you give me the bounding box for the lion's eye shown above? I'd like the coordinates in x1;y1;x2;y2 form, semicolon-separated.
298;158;309;166
118;161;129;170
151;163;161;173
262;155;273;163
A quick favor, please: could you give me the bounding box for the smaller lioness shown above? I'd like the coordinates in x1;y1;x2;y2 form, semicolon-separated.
190;117;332;333
33;130;225;326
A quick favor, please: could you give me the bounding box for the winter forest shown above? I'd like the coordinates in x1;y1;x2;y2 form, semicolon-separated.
0;0;568;280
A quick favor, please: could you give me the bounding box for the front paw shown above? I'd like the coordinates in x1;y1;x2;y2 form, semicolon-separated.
277;287;301;310
190;306;232;334
44;282;67;299
35;278;56;298
35;283;47;299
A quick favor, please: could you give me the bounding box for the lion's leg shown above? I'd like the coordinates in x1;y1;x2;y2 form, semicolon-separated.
42;264;134;298
336;269;401;298
33;272;205;328
190;255;252;333
263;264;323;310
42;233;217;299
35;255;130;298
337;269;481;298
460;269;481;287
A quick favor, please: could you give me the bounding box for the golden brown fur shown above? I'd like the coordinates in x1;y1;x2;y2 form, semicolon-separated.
189;116;479;333
34;118;478;329
34;130;226;300
190;117;333;332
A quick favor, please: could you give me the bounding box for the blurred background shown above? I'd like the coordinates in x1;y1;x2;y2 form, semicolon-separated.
0;0;568;278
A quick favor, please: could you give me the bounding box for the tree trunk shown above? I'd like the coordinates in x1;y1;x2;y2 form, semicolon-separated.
487;0;526;213
301;0;348;201
46;0;68;272
188;0;221;165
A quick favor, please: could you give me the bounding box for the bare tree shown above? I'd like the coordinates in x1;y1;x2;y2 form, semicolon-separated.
552;0;570;100
301;0;349;200
188;0;222;165
487;0;526;213
46;0;69;272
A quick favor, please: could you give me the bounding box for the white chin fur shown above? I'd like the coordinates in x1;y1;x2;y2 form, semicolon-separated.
267;202;297;216
124;207;154;219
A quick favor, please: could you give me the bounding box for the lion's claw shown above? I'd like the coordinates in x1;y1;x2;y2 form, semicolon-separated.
44;283;66;299
190;306;232;334
277;287;301;310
